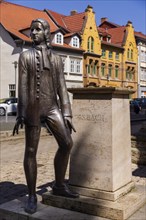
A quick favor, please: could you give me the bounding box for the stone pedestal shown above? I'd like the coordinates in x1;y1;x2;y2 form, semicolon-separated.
42;88;146;219
68;87;133;200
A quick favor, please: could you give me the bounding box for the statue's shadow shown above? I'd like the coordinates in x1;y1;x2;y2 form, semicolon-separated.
0;181;27;205
36;179;69;196
132;166;146;178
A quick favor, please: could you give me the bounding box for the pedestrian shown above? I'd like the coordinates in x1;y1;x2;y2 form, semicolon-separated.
133;100;141;114
13;18;78;214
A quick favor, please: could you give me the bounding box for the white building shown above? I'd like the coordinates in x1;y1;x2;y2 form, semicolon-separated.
0;1;84;99
135;32;146;98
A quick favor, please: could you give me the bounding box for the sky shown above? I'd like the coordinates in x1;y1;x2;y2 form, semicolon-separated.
7;0;146;34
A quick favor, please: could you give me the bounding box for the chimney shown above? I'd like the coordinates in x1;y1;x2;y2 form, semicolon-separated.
126;20;133;27
101;17;108;24
70;10;77;16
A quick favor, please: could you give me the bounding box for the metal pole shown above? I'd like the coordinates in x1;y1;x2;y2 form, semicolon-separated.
12;61;18;97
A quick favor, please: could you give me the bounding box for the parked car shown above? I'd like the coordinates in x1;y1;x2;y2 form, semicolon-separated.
0;98;18;116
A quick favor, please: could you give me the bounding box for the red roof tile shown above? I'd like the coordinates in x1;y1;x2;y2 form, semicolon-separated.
108;27;126;45
0;1;58;41
134;31;146;40
98;26;126;46
99;20;120;29
45;9;67;30
63;12;86;33
46;9;86;33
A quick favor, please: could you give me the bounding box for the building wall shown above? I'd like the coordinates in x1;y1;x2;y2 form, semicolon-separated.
0;25;83;100
81;6;101;87
122;22;138;98
137;41;146;97
56;50;83;88
0;25;21;99
100;44;123;87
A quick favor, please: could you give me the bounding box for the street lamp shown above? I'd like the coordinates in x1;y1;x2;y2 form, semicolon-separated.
12;61;18;97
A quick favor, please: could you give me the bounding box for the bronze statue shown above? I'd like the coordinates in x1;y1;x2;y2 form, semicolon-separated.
13;18;78;214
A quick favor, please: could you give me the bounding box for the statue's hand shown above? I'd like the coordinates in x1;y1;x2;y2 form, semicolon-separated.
64;116;76;133
13;117;25;136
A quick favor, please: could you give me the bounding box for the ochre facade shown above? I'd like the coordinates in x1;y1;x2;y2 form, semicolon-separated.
81;6;138;98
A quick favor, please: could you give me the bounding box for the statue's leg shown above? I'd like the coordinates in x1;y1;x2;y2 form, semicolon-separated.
24;125;41;214
45;108;79;198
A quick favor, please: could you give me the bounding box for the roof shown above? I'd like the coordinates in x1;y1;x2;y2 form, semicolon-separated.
98;26;126;46
63;12;86;33
134;31;146;40
0;1;58;41
99;20;120;29
99;19;146;42
108;27;126;46
45;9;67;30
46;9;86;33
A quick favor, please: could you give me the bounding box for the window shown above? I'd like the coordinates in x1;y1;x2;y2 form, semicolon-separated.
102;49;106;58
70;58;81;73
9;84;16;97
108;64;112;77
126;70;133;80
87;36;94;52
76;60;81;73
127;43;134;60
115;65;119;78
72;36;79;48
131;49;133;59
92;65;96;75
56;33;63;44
127;49;130;59
109;51;113;59
101;63;105;76
141;68;146;80
141;51;146;62
87;65;91;74
115;52;119;60
107;37;111;43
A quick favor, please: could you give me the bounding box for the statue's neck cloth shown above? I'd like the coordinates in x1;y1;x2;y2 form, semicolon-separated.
34;45;51;70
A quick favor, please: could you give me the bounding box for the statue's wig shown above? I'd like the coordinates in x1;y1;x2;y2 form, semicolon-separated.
30;18;51;47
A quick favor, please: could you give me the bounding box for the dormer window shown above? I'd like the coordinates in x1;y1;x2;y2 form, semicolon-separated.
72;36;79;48
107;37;111;42
55;32;63;45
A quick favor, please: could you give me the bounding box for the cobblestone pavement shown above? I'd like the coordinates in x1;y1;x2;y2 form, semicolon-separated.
0;135;146;219
0;135;69;204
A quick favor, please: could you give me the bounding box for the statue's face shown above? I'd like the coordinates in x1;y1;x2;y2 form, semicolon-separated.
30;22;45;45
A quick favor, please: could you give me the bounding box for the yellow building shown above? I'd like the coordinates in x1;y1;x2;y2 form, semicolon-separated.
45;5;138;97
80;5;102;87
96;19;138;98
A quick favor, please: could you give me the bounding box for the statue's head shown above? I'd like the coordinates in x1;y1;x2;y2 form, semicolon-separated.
30;18;51;47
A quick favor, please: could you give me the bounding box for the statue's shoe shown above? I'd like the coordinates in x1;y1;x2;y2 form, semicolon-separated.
52;183;79;198
24;195;37;214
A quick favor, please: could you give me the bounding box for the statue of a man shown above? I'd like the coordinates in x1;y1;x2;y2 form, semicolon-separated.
13;18;78;214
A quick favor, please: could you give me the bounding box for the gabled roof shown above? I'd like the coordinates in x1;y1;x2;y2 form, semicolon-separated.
46;9;86;33
45;9;67;30
0;1;58;41
108;27;126;46
63;12;86;33
99;18;146;42
98;26;126;46
135;31;146;40
64;32;80;38
99;20;120;29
